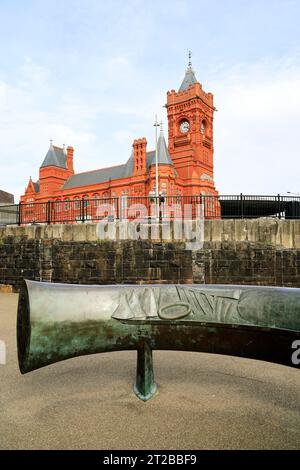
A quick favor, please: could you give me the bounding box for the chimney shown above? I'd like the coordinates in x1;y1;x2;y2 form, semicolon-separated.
133;138;147;176
66;146;74;174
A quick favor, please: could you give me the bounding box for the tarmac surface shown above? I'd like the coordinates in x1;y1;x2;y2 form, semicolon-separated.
0;292;299;450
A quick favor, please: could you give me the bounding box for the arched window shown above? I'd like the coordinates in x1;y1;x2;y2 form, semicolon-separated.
111;192;117;208
103;192;109;202
55;199;61;209
93;194;100;208
74;197;80;209
120;189;129;209
201;120;206;135
83;195;89;208
64;199;69;211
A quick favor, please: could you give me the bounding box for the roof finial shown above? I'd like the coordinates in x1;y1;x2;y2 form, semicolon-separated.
50;139;53;148
188;50;192;68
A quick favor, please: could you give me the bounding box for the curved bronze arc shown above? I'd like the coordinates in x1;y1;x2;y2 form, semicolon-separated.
17;280;300;375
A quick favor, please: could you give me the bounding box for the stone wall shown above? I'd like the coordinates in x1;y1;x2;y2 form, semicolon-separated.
0;219;299;291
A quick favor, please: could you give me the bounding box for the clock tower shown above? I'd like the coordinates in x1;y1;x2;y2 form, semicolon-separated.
166;53;218;197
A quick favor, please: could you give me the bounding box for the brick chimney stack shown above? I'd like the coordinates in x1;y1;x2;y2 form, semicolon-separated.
133;138;147;176
66;146;74;175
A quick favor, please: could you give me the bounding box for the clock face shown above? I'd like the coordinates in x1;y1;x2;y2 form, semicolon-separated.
179;120;190;134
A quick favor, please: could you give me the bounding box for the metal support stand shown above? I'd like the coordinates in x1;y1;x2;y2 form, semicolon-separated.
134;341;157;401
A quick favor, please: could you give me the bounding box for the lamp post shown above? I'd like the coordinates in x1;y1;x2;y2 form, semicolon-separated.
153;115;160;220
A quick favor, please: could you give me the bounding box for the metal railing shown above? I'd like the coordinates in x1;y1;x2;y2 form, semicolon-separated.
0;194;299;226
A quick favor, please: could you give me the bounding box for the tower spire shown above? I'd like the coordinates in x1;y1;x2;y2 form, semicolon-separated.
178;52;198;92
160;120;164;136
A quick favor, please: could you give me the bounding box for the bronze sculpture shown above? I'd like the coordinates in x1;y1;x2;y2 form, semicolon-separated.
17;281;300;401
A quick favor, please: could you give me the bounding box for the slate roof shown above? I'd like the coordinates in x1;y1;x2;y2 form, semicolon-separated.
0;189;14;204
63;164;126;190
179;66;198;92
62;133;174;190
40;144;67;169
155;130;173;165
33;181;40;192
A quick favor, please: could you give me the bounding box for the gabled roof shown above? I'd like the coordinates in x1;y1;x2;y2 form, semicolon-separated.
179;66;198;92
40;142;67;169
62;164;126;190
60;126;174;191
62;133;174;190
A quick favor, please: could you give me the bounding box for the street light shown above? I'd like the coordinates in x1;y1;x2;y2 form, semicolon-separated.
153;115;160;220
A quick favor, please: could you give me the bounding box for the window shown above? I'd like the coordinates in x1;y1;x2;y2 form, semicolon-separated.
103;192;109;202
74;198;80;209
120;190;129;209
201;121;206;135
82;195;89;208
176;189;182;203
93;194;100;208
64;199;69;211
161;182;167;195
26;198;34;208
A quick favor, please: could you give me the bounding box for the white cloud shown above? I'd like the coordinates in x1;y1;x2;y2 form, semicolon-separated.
106;56;131;72
113;130;133;143
0;58;99;199
211;58;300;194
1;55;300;201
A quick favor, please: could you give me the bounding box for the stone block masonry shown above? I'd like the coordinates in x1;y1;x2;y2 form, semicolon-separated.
0;219;299;291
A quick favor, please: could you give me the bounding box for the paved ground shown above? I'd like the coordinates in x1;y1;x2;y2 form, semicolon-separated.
0;293;299;450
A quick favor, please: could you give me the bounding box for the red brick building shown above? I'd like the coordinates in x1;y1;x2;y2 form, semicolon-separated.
21;57;218;215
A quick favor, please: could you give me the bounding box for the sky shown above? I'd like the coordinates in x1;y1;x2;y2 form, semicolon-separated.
0;0;299;201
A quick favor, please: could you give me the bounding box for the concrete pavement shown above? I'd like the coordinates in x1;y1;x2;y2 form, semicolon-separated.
0;293;299;449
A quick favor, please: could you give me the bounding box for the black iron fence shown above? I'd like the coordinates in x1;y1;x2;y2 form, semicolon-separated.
0;194;299;226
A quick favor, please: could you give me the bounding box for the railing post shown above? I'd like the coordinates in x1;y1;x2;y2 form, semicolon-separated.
115;197;118;220
81;198;85;223
240;193;244;219
159;195;163;223
18;203;21;226
277;194;281;219
47;200;51;224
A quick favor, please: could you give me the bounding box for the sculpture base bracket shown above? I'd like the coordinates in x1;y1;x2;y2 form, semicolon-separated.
134;341;157;401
